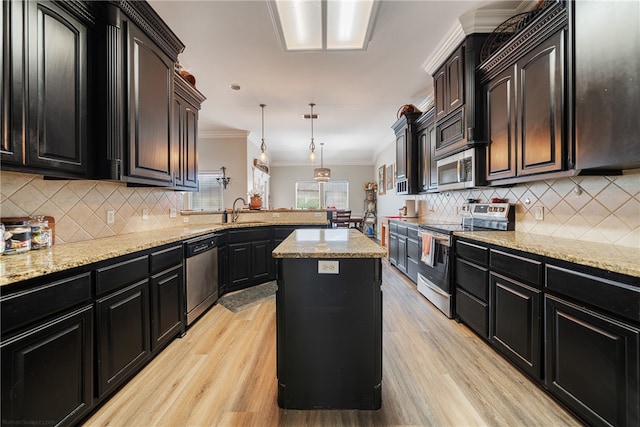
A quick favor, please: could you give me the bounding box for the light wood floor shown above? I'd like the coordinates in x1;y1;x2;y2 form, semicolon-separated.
84;260;582;426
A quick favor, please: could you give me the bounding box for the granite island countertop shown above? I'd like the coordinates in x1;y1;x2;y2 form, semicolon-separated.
272;228;387;259
455;231;640;279
0;220;327;287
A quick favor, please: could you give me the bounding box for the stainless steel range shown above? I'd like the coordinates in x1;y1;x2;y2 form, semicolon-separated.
417;203;514;318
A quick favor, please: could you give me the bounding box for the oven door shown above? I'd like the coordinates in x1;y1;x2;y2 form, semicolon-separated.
417;231;453;318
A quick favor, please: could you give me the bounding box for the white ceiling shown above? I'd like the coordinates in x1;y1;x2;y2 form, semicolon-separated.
149;0;523;166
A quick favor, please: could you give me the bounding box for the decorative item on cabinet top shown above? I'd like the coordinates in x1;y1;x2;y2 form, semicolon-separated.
397;104;421;119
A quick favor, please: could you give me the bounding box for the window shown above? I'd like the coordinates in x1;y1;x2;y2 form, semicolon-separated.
325;181;349;209
190;172;224;211
295;181;320;209
295;180;349;210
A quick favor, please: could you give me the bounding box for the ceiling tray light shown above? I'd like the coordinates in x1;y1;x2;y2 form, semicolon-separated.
268;0;379;51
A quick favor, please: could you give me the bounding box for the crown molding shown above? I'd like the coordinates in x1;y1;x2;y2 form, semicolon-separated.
199;130;250;139
422;6;521;76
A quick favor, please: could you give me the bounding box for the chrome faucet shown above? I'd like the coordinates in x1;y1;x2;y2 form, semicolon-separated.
232;197;247;222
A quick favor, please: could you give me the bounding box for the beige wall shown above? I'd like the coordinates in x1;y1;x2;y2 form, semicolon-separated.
374;140;640;248
269;164;375;214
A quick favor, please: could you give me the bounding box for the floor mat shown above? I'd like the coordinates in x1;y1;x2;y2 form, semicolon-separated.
217;281;277;312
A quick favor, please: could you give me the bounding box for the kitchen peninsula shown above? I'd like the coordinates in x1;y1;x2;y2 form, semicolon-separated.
272;229;386;409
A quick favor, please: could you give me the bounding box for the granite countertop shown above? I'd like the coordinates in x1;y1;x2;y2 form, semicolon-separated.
455;231;640;279
272;229;387;259
0;220;327;287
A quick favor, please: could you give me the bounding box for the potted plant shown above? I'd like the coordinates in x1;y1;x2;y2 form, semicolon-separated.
249;188;263;210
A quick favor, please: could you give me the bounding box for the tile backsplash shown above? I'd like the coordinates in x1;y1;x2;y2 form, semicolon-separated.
417;172;639;248
2;170;639;248
0;172;185;244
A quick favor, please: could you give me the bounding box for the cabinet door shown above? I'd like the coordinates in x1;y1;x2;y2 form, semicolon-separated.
251;239;271;282
126;23;174;185
406;236;419;283
419;129;428;192
1;305;94;426
150;265;184;352
395;132;407;180
486;66;517;180
545;295;639;427
218;245;228;295
23;0;88;175
397;235;407;274
518;31;564;176
490;273;542;379
1;0;23;164
172;94;199;190
389;233;398;266
446;46;464;113
228;242;251;290
434;66;447;120
96;280;150;398
427;123;438;191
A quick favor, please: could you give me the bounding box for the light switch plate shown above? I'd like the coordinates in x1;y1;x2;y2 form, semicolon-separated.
142;208;149;220
534;206;544;221
318;260;339;274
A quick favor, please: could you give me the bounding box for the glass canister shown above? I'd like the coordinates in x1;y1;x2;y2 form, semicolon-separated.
29;216;52;250
4;221;31;255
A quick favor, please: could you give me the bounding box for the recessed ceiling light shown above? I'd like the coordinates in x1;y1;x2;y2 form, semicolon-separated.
269;0;379;52
230;83;241;91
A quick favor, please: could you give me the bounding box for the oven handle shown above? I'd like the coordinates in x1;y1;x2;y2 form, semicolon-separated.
418;230;451;245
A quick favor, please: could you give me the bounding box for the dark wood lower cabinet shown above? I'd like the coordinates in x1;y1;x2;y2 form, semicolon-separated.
545;295;639;427
1;305;94;426
150;265;184;352
490;272;542;379
96;280;150;399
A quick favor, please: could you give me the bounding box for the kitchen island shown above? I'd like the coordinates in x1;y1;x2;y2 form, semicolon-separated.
272;228;386;410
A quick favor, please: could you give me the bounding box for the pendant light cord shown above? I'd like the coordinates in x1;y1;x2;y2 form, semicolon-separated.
309;103;316;154
260;104;266;153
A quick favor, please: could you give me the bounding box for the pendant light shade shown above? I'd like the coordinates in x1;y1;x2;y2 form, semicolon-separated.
258;104;269;166
314;143;331;182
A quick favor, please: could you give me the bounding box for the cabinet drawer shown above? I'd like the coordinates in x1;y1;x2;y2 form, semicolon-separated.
1;272;92;336
546;264;640;323
150;245;183;275
397;224;408;236
490;249;542;288
389;222;398;234
96;255;148;296
406;225;420;240
228;228;271;243
456;258;488;302
456;288;488;338
456;240;488;266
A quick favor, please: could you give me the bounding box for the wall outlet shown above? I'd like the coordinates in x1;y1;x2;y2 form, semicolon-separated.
106;210;115;224
170;208;177;218
183;216;189;223
314;212;322;217
534;206;544;221
142;208;149;220
272;212;280;218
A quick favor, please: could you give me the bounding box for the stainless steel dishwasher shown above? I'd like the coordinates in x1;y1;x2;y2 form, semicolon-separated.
184;233;219;325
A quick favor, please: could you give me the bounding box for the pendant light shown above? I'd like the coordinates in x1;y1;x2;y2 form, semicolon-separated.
258;104;269;166
314;142;331;182
308;103;316;163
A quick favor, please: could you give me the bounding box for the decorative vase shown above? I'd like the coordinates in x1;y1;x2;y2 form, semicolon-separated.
250;196;262;210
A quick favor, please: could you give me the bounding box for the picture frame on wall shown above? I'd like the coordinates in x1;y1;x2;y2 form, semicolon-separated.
378;165;386;195
386;164;394;191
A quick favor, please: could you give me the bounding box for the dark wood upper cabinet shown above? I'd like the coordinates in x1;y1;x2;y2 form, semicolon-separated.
480;3;568;185
432;35;487;159
100;1;186;187
572;0;640;171
2;0;94;178
392;111;422;195
417;109;437;192
173;74;205;191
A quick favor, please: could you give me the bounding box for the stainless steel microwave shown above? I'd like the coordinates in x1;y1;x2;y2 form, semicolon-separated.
436;147;484;191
